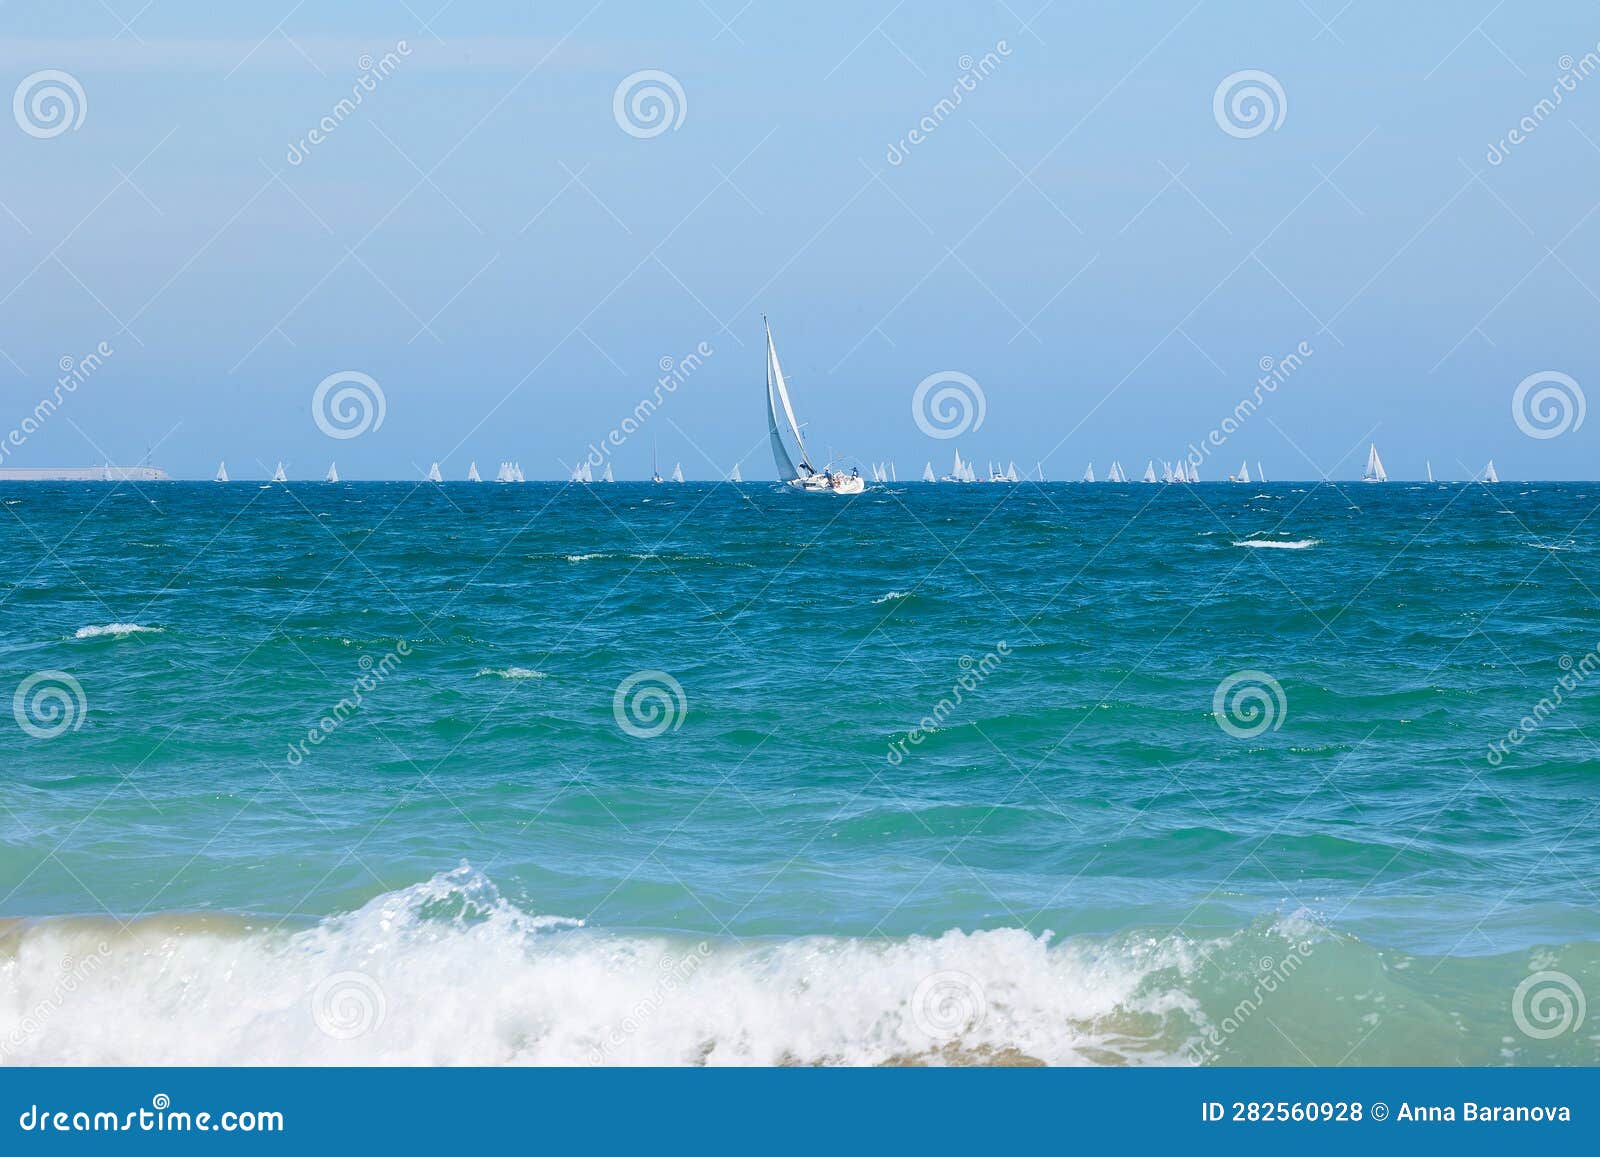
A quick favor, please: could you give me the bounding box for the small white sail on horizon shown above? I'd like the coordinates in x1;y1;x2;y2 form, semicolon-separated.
427;462;443;483
1082;461;1095;483
1142;460;1157;483
671;462;685;483
728;463;742;483
922;461;936;483
324;462;339;483
1232;460;1250;483
1257;461;1266;484
467;461;481;483
214;460;228;483
1426;460;1434;483
1362;443;1387;483
602;462;614;482
1482;459;1499;484
271;461;287;483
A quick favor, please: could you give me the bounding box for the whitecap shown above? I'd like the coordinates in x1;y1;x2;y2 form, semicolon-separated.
565;553;607;562
476;667;547;679
74;623;163;639
1232;539;1319;550
873;590;910;605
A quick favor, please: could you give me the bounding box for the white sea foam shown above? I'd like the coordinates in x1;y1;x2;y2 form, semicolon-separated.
0;864;1213;1066
475;667;547;680
1232;539;1319;550
873;590;910;605
74;623;162;639
565;553;606;562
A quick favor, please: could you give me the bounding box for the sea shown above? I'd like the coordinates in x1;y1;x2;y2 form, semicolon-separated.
2;479;1598;1066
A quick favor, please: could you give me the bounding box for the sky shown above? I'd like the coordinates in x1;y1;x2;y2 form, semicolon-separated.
1;1;1598;480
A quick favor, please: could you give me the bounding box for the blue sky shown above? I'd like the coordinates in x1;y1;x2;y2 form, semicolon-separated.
2;1;1598;479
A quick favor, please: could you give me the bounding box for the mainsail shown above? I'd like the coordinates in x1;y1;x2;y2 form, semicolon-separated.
728;464;742;483
1082;462;1095;483
922;461;935;482
671;462;685;483
1362;443;1387;483
1143;460;1157;483
1236;460;1250;483
427;462;443;483
214;460;228;483
1482;459;1499;483
764;317;812;481
325;462;339;483
271;461;287;483
467;461;481;482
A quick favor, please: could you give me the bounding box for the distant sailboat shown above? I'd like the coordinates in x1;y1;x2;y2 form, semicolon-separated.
1035;462;1045;482
1162;461;1174;483
922;461;936;483
671;462;684;483
467;461;481;482
943;449;976;484
1082;461;1095;483
1425;460;1433;483
1361;443;1387;483
271;461;287;483
1142;460;1157;483
728;464;742;483
324;462;339;483
427;462;443;483
1482;459;1499;484
602;463;614;483
1232;460;1250;484
513;462;526;483
890;462;898;482
213;460;228;483
1006;461;1019;483
1257;461;1266;484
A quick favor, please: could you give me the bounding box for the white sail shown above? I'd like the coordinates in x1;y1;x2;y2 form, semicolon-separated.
890;462;897;482
271;461;287;483
324;462;339;483
1006;461;1019;482
1036;462;1045;482
214;460;228;483
1482;459;1499;483
1082;461;1095;483
728;464;741;483
427;462;443;483
467;461;481;482
1236;460;1250;484
602;463;614;482
1425;460;1433;483
764;317;811;480
922;461;935;482
1142;460;1157;483
1257;461;1266;483
671;462;684;483
1162;461;1173;483
1362;443;1387;483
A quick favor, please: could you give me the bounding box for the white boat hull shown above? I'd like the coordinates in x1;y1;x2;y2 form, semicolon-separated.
789;474;865;494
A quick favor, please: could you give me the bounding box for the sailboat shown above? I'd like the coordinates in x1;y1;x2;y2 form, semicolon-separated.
671;462;685;483
1361;443;1387;483
1082;462;1095;483
1006;461;1019;483
763;316;865;494
213;460;228;483
1257;462;1266;484
651;442;664;484
1231;460;1250;483
513;462;526;483
467;461;481;482
728;464;742;483
324;462;339;483
1425;460;1433;483
427;462;443;483
494;461;511;483
271;461;287;483
1482;459;1499;484
1142;460;1157;483
602;463;614;483
942;449;976;484
890;462;898;482
922;461;936;483
1035;462;1045;482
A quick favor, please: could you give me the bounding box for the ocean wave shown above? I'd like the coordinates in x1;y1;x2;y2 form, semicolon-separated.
1232;538;1319;550
475;667;547;680
873;590;911;605
73;623;162;639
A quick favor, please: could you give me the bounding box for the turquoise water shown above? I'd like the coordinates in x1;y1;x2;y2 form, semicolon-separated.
2;480;1598;1065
